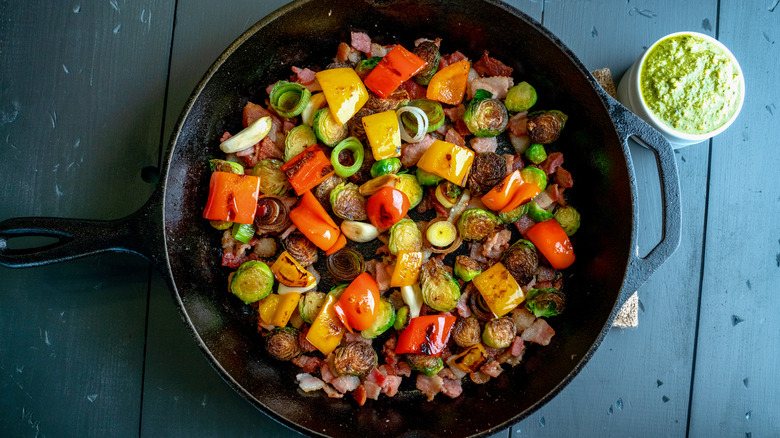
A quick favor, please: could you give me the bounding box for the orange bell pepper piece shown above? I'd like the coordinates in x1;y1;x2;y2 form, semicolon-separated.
325;233;347;255
269;292;302;327
481;170;524;212
426;60;470;106
289;191;341;251
202;171;261;224
280;144;335;195
499;183;542;215
364;45;426;98
526;219;575;270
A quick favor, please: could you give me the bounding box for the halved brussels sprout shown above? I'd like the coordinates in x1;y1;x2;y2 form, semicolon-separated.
230;260;274;304
525;288;566;318
252;159;292;196
395;173;423;209
405;354;444;377
361;298;396;339
370;157;402;178
329;182;368;221
463;98;509;137
482;316;516;349
420;257;460;312
284;124;318;162
209;159;244;174
313;107;348;146
526;110;568;144
454;255;482;282
416;167;444;186
505;81;538;112
526;199;554;222
457;208;500;241
498;202;528;224
520;166;547;190
298;291;327;324
554;205;581;236
388;218;422;255
265;327;302;361
412;41;441;86
355;56;382;79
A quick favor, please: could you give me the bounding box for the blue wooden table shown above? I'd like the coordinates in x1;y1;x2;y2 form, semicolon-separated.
1;1;778;436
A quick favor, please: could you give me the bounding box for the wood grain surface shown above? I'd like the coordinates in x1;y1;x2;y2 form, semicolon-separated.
1;1;777;437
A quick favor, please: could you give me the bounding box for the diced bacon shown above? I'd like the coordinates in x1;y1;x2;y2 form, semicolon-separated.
544;183;566;207
351;32;372;55
322;383;344;398
243;102;274;128
456;283;473;318
364;380;382;400
443;105;465;124
257;319;274;332
439;51;468;70
415;374;444;401
375;261;392;292
536;265;556;282
444;128;466;147
381;375;402;397
378;363;397;377
522;318;556;346
399;79;427;100
292;354;322;373
371;43;391;58
510;336;525;357
508;111;528;137
481;229;512;260
469;242;489;264
320;360;337;384
367;367;388;386
470;136;498;154
331;375;361;394
536;280;553;289
291;66;317;85
365;258;378;278
397;361;412;377
514;215;536;234
511;307;537;333
344;331;372;345
440;377;463;399
540;152;564;174
336;42;362;64
437;368;458;380
480;360;504;378
220;131;232;143
296;373;325;392
237;136;284;168
469;371;491;384
555;166;574;188
352;384;368;406
401;134;436;167
221;230;251;268
468;76;514;100
473;51;514;77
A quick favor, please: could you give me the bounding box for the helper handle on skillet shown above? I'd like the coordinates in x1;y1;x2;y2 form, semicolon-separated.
602;89;682;304
0;188;165;269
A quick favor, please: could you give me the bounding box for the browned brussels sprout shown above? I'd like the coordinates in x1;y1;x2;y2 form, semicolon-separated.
525;288;566;318
500;239;539;285
412;41;441;85
329;181;368;221
283;230;319;266
405;353;444;376
265;327;302;361
452;316;482;348
526;110;568;144
468;152;507;197
482;316;516;349
457;208;500;241
454;255;482;282
464;98;509;137
333;342;378;376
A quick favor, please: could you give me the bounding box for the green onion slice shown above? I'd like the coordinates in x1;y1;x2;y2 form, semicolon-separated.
330;137;365;178
269;81;311;118
231;222;255;244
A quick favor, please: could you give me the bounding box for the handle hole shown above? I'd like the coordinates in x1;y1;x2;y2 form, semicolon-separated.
628;138;663;258
5;235;62;251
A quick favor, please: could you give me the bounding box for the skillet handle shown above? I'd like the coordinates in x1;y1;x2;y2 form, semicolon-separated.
605;92;682;302
0;189;165;269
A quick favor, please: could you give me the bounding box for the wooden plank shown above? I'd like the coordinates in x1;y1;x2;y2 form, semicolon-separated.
143;1;541;436
511;1;715;435
0;0;175;436
688;2;780;436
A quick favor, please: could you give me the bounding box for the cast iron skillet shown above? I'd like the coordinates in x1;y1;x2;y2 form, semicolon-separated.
0;0;681;436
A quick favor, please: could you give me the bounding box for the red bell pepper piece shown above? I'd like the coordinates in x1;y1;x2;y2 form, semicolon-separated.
365;187;410;230
333;272;381;332
280;144;335;195
395;315;456;356
202;171;261;224
289;191;342;251
364;45;426;98
525;219;575;269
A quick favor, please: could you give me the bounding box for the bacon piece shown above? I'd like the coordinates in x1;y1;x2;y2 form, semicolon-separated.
352;385;368;406
440;376;463;399
399;79;427;100
221;230;251;268
480;360;504;378
438;51;469;70
545;183;567;207
375;261;392;292
296;373;325;392
536;265;556;282
473;51;514;77
243;102;274;127
540;151;564;175
469;371;491;384
319;360;337;384
508;111;528;137
292;354;322;373
322;383;344;398
555;166;573;188
510;336;525;357
400;134;436;167
511;307;537;333
371;43;391;57
396;361;412;377
444;128;466;147
331;375;360;394
469;136;498;154
351;31;372;55
467;76;514;100
220;131;232;143
456;282;473;318
364;380;382;400
514;215;535;234
481;229;512;260
469;242;489;264
521;318;555;346
291;66;317;85
336;42;361;64
416;374;444;401
382;375;402;397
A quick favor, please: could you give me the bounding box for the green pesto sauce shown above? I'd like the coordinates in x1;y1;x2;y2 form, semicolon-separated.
640;34;742;135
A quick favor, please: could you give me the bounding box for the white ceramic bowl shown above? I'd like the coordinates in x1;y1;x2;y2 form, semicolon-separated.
617;31;745;148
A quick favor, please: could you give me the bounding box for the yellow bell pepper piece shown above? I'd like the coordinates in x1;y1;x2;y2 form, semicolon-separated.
472;262;525;317
306;294;344;355
315;68;369;125
448;343;488;373
416;140;475;186
271;250;317;287
362;110;402;161
258;294;281;326
390;251;423;288
269;292;301;327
